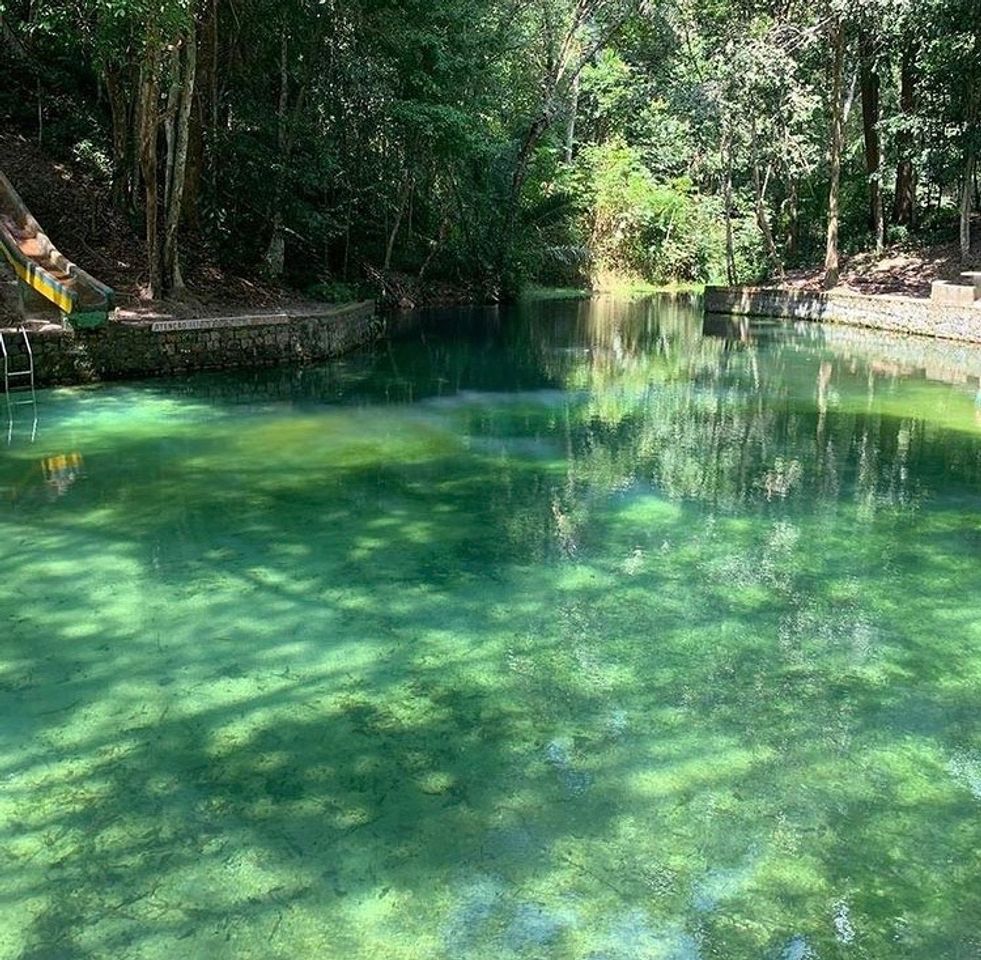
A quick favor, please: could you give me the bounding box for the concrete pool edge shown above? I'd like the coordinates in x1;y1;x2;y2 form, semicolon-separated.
1;300;380;385
704;285;981;345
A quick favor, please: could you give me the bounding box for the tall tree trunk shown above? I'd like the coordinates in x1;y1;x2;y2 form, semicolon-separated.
164;65;180;226
959;52;980;261
785;178;800;259
823;18;844;290
893;42;918;227
961;88;979;262
507;110;552;233
500;5;634;275
263;32;290;279
182;7;213;228
722;124;736;285
750;118;781;275
163;32;196;294
564;72;580;164
106;67;133;210
206;0;220;200
138;48;162;299
859;32;884;253
753;160;780;276
384;173;413;271
960;146;976;261
131;90;144;213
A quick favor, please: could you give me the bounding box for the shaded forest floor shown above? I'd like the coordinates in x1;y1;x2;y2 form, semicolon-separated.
0;130;494;324
0;131;341;325
782;231;981;298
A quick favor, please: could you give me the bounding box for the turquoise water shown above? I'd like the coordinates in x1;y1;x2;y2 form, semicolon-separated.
1;296;979;959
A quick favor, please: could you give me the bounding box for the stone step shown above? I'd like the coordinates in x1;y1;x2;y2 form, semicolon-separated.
960;271;981;292
931;280;979;306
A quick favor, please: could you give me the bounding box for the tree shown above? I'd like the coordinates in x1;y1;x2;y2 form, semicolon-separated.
892;38;918;227
859;29;884;253
823;13;845;288
1;0;974;299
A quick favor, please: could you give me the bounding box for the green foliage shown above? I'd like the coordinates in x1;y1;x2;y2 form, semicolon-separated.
306;280;362;303
71;139;112;179
570;139;764;284
0;0;976;297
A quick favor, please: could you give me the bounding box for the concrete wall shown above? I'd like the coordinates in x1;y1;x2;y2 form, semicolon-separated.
704;286;981;344
2;301;379;386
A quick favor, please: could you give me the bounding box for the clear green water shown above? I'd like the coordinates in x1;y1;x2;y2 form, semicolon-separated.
1;297;980;960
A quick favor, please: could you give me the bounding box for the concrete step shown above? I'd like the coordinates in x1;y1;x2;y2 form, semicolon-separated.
931;280;979;306
960;271;981;293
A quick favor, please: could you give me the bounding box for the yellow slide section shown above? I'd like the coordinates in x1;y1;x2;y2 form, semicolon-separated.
0;170;113;327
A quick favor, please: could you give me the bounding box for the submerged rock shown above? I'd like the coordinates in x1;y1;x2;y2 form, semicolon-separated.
606;708;629;740
947;752;981;799
590;910;701;960
780;935;815;960
691;849;761;913
442;872;579;958
833;899;855;944
441;873;506;959
504;902;576;951
544;738;593;797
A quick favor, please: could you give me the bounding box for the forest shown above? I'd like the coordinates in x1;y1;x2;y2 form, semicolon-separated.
0;0;978;303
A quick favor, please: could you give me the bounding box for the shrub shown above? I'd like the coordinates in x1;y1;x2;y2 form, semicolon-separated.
571;139;764;285
306;280;361;303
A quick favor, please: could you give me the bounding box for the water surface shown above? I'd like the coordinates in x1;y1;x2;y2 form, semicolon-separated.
1;297;979;959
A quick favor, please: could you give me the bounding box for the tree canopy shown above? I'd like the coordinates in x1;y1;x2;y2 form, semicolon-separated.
0;0;976;299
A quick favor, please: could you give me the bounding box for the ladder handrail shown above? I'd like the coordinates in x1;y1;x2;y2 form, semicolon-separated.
1;325;36;402
20;325;34;395
20;325;33;362
2;326;36;448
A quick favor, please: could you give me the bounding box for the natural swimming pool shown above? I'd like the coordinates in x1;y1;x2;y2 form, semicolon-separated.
1;295;979;959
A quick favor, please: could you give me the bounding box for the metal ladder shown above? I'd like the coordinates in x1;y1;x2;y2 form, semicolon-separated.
1;326;36;403
1;327;37;445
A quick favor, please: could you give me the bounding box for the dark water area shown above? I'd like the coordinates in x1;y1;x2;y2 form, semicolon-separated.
1;295;979;959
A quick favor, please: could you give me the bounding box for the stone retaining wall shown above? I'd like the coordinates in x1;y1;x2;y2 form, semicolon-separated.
2;301;379;386
704;286;981;344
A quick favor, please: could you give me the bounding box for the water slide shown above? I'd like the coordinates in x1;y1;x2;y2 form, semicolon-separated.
0;170;113;327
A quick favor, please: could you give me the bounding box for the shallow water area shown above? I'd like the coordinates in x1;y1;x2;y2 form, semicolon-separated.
1;296;979;959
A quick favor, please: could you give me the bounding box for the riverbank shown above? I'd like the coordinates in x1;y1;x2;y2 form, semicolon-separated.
705;285;981;345
780;238;981;298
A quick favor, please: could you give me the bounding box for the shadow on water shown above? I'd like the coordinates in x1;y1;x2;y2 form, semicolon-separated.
1;294;980;959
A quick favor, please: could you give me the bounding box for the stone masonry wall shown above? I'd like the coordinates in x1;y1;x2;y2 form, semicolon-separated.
704;286;981;344
2;301;379;386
